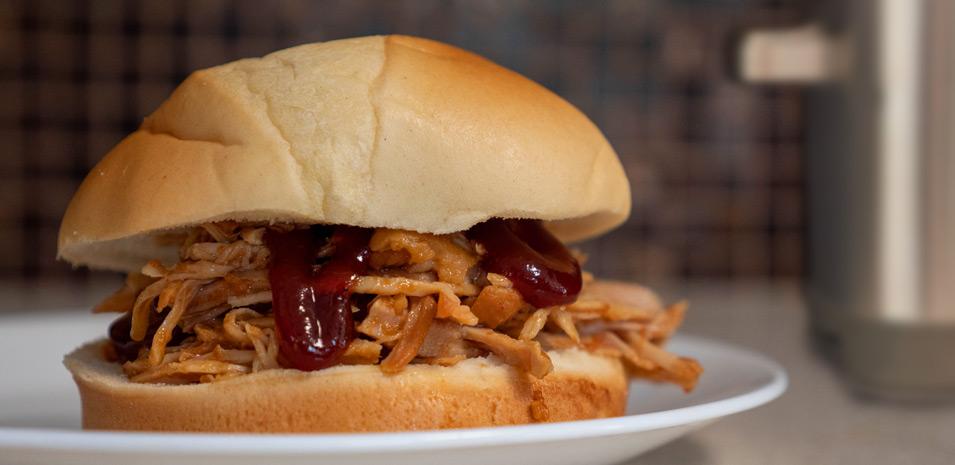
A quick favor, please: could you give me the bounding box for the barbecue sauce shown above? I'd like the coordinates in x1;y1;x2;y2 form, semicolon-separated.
108;312;141;362
111;220;579;371
108;308;182;363
467;219;582;307
266;226;371;371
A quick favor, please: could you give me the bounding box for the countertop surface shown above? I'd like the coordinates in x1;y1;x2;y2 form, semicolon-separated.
1;279;953;464
636;282;955;465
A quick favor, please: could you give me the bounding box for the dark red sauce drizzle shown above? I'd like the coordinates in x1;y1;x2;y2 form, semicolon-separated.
108;312;140;362
110;220;579;371
265;226;371;371
467;219;582;307
108;308;182;363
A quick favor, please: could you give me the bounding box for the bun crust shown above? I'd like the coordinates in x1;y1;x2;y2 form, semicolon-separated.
58;35;630;272
64;340;628;432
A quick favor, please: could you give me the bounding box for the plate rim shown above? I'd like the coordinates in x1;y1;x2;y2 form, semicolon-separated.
0;334;787;455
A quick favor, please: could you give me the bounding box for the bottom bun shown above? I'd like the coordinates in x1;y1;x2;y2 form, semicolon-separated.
64;340;628;432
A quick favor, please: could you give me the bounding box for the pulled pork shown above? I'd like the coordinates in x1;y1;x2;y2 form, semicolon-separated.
99;223;701;391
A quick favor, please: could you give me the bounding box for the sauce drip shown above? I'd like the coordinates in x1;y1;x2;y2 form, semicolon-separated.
108;309;182;363
108;312;141;362
266;226;371;371
110;221;576;370
468;219;582;307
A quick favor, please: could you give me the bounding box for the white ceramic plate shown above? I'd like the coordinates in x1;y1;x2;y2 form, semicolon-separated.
0;311;786;465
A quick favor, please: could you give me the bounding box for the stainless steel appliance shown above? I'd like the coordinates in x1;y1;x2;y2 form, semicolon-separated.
738;0;955;399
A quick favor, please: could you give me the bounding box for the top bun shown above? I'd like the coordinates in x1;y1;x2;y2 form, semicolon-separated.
58;35;630;272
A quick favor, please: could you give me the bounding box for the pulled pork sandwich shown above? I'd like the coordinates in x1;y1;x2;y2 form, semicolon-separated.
60;35;701;432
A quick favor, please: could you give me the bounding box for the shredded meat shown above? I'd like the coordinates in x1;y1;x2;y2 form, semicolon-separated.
469;285;525;329
623;331;703;392
535;332;578;351
417;319;477;360
581;281;664;313
341;339;383;365
435;291;479;326
380;296;437;373
644;301;688;343
200;223;238;243
577;301;686;342
178;304;231;332
129;359;251;384
183;241;269;269
227;290;272;308
123;305;280;383
147;279;203;366
462;327;553;378
485;272;513;288
369;229;433;264
548;308;581;343
352;275;478;297
585;331;656;370
144;260;238;281
518;308;550;341
129;279;166;340
104;222;701;391
356;295;408;344
369;229;478;284
221;307;265;346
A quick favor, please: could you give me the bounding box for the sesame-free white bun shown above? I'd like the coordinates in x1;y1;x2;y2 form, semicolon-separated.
58;35;630;272
64;340;627;432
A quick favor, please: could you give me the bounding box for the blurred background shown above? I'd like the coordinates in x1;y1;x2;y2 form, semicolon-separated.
3;1;955;463
0;0;808;284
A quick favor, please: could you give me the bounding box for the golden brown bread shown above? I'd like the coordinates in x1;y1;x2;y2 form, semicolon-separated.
64;340;628;432
58;35;630;272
